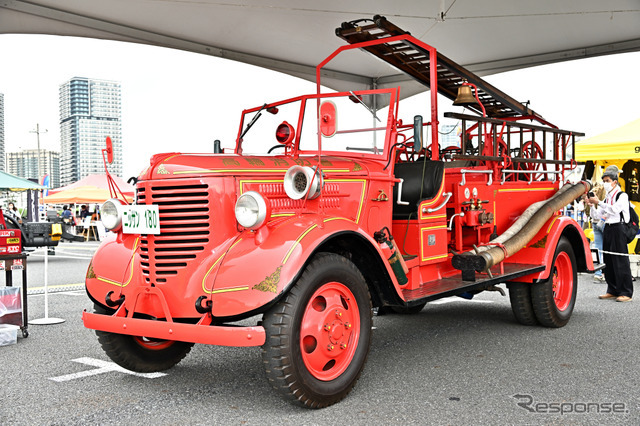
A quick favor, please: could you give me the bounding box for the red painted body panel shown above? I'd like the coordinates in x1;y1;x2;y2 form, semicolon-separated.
209;215;397;317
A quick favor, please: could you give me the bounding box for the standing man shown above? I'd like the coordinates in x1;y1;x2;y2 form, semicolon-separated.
61;205;73;223
80;205;90;220
588;165;634;302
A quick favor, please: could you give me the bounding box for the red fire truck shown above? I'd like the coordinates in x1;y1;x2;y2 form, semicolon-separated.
83;16;594;408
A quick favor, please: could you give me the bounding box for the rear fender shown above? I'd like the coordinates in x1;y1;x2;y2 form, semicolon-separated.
208;215;397;317
507;215;593;283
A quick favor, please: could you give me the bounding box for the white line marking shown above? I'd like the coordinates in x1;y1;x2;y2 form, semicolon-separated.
32;245;99;252
29;290;86;297
61;291;87;296
27;283;85;294
29;254;94;260
50;357;167;382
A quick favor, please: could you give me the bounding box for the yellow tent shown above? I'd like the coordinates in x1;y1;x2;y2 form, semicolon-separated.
576;118;640;253
576;118;640;191
576;118;640;165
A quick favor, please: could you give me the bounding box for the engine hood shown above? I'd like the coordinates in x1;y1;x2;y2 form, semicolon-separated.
139;153;389;180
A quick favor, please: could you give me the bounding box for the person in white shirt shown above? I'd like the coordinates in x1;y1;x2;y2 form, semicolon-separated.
587;165;634;302
5;202;21;224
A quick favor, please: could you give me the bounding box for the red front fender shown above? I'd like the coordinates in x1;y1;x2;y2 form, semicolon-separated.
207;215;395;317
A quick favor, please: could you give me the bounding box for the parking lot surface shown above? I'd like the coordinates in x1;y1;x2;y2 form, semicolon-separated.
1;243;638;425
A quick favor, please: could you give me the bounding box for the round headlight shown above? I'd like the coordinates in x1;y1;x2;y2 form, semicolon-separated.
235;191;269;230
101;198;125;231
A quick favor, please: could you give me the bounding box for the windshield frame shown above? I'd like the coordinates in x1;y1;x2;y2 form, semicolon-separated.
234;88;399;160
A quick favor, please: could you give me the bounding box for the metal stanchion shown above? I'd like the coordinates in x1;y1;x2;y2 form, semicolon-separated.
29;248;64;325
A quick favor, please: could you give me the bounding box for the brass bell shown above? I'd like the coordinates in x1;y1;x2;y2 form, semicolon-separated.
453;84;478;106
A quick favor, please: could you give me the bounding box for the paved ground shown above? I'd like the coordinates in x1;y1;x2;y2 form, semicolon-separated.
1;243;639;425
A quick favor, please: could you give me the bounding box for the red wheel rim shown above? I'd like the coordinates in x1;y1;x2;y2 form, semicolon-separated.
299;282;361;381
133;336;174;351
552;251;573;311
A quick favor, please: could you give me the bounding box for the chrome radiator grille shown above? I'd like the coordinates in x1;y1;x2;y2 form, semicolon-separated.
136;183;210;283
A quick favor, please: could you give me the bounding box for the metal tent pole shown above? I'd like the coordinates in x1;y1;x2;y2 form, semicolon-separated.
29;248;64;325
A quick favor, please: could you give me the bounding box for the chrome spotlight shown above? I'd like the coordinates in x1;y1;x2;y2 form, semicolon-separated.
283;165;323;200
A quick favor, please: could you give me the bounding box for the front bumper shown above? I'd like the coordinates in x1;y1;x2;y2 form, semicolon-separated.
83;285;265;347
82;310;265;347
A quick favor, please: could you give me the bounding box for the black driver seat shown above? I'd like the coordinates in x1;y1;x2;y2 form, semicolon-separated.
392;160;444;220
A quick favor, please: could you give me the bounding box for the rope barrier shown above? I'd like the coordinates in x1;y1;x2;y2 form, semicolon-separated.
597;249;640;258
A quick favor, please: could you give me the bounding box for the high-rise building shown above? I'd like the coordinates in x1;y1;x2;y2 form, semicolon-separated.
7;149;61;189
59;77;122;186
0;93;5;172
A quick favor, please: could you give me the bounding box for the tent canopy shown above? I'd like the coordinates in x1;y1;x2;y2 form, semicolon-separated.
48;174;133;196
1;2;638;104
0;171;45;192
575;118;640;163
43;186;133;204
44;174;134;204
577;117;640;250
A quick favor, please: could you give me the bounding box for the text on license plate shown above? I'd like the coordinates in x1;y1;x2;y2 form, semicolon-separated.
122;205;160;235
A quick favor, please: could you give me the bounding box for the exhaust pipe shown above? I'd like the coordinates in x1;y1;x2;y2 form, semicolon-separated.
452;181;591;278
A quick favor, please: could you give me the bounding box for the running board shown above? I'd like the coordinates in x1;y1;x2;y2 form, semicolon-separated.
401;263;545;306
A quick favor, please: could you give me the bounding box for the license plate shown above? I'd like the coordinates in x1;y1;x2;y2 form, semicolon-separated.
122;205;160;235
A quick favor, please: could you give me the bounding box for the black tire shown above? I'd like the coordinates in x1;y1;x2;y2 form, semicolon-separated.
261;253;372;408
507;282;538;326
531;237;578;328
94;304;194;372
391;301;427;315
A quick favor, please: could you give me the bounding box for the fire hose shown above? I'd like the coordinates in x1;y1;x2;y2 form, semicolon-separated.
452;181;591;274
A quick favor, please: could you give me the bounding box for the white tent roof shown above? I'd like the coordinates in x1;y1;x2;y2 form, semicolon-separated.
1;1;639;101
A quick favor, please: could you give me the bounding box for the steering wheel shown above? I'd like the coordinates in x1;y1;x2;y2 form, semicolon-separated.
440;146;462;160
515;141;546;181
394;142;420;163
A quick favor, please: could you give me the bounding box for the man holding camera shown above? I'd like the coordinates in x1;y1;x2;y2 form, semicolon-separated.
587;165;633;302
584;181;606;281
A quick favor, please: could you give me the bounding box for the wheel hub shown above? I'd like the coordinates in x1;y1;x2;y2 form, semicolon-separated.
300;282;361;381
321;310;352;349
329;322;344;342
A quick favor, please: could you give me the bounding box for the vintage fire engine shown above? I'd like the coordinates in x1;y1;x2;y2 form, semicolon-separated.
83;16;595;408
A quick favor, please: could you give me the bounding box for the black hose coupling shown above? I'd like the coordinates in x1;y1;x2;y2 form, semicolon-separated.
105;291;125;307
451;253;488;282
195;296;212;314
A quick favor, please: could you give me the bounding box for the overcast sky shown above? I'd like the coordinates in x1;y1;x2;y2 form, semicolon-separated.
1;34;639;179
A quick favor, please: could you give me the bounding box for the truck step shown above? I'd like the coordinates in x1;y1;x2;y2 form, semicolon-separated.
402;263;544;303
